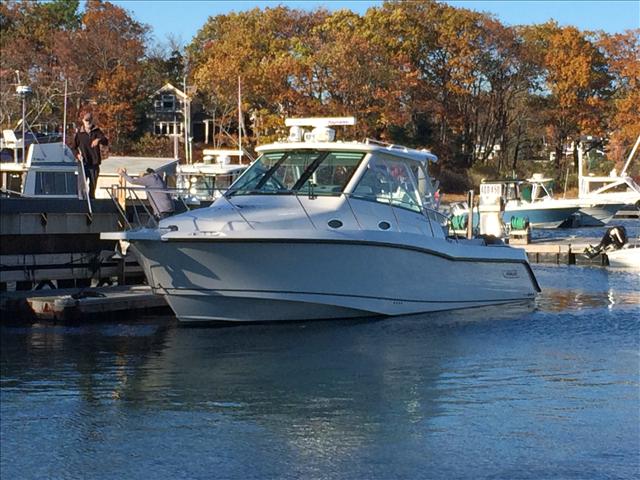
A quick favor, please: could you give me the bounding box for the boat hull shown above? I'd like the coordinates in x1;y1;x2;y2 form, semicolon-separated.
571;203;626;227
131;238;539;323
503;206;580;229
606;245;640;268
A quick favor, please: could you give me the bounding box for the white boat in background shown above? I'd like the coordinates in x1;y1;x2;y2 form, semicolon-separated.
577;135;640;212
103;117;540;324
523;174;625;227
466;177;581;229
1;140;80;198
176;149;247;203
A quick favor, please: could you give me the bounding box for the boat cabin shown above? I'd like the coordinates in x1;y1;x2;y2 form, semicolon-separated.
228;117;440;216
481;175;555;205
0;142;79;198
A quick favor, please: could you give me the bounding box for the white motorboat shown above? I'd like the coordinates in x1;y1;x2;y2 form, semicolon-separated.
577;135;640;213
176;149;247;203
606;245;640;268
522;174;625;227
584;225;640;269
103;117;540;323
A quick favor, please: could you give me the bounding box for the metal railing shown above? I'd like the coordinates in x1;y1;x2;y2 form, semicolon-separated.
104;185;195;230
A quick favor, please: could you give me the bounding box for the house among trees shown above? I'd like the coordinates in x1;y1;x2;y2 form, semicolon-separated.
148;83;189;138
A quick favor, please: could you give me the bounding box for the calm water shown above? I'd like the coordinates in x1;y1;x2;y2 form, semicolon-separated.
1;265;639;479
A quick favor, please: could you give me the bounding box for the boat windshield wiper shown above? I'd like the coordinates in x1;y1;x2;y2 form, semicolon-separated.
291;152;329;191
254;153;291;191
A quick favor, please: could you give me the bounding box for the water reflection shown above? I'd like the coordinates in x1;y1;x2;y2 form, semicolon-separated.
1;264;639;479
1;304;535;465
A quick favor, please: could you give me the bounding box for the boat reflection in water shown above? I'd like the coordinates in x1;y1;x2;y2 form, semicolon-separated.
103;117;540;324
2;283;638;479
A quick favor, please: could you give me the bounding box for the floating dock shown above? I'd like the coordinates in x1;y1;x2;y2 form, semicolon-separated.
514;238;612;266
0;285;170;323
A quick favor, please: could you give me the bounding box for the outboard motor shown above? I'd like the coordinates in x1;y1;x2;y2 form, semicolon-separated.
584;225;628;259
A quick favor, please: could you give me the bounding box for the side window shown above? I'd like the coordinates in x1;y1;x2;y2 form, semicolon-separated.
353;157;422;212
34;172;76;195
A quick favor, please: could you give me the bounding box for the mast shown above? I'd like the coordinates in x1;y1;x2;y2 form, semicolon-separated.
238;76;242;155
577;141;584;197
62;79;68;151
15;71;32;164
183;76;189;164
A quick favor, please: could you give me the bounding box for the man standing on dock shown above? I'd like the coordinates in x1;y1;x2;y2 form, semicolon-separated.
72;112;108;199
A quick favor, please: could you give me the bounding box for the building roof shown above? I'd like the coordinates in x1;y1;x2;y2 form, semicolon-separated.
151;83;189;100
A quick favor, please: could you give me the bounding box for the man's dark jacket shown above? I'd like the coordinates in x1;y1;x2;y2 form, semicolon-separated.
72;125;108;167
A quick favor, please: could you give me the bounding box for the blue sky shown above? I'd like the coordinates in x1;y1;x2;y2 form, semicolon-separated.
111;0;639;44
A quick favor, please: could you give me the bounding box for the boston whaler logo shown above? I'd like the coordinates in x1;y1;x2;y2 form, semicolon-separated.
503;269;520;279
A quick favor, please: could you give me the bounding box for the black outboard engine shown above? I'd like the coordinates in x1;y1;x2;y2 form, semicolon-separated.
584;225;628;259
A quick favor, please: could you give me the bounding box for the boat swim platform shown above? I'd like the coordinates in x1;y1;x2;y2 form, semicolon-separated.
0;285;170;323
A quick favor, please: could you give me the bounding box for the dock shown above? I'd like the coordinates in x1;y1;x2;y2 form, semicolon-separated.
514;237;610;265
0;285;170;323
614;208;639;220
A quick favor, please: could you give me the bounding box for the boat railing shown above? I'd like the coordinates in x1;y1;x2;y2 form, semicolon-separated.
104;185;195;230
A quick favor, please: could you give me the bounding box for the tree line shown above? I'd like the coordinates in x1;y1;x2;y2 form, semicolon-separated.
1;0;638;187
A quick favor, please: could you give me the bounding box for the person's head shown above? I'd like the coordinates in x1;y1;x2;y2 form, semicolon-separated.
82;112;94;129
390;164;403;179
145;168;155;175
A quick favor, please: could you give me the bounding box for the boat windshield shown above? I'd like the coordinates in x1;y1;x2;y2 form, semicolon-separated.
228;150;363;196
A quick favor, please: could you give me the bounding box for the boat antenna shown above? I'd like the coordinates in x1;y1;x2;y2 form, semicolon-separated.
62;78;68;151
238;75;242;155
183;75;189;164
15;70;32;164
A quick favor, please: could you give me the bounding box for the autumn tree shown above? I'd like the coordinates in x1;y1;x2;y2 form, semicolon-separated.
187;7;324;146
0;0;81;129
56;0;148;150
597;29;640;170
521;22;611;173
